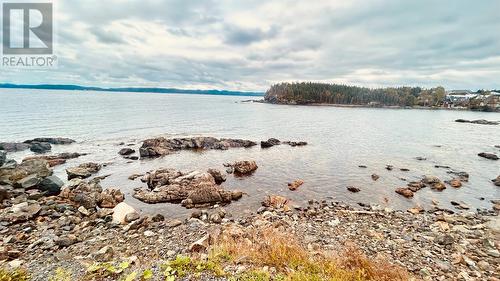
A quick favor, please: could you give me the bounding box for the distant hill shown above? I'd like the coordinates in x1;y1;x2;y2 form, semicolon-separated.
0;83;264;97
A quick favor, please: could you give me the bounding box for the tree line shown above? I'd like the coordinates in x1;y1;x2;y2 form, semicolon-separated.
264;82;446;106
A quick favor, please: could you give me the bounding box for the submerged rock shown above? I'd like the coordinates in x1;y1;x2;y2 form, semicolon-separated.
455;119;499;125
139;136;257;158
478;152;499;160
66;162;101;180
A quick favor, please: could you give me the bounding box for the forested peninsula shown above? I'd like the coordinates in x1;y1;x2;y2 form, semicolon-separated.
264;82;447;107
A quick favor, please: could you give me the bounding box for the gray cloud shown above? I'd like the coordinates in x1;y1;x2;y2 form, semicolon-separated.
224;25;279;45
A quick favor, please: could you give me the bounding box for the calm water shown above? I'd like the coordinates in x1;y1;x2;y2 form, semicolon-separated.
1;89;499;217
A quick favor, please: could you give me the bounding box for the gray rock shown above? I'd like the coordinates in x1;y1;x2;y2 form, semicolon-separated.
24;137;75;145
29;142;51;153
16;174;41;189
38;175;64;195
478;152;499;160
66;162;101;180
0;151;5;166
118;148;135;156
0;142;31;152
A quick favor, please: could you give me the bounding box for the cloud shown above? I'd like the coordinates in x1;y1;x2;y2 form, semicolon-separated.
223;25;279;45
1;0;499;91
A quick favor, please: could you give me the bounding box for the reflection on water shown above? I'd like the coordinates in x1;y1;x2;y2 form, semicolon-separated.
1;89;499;217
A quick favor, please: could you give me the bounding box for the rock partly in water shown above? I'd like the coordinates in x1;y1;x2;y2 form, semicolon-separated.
139;137;257;158
66;162;101;180
0;142;31;152
455;119;499;125
207;168;226;185
395;187;414;198
260;138;281;148
232;160;258;175
346;186;361;193
288;179;304;191
371;174;379;181
24;137;76;145
133;168;242;208
0;151;6;166
492;176;500;187
478;152;499;160
23;152;85;167
262;195;289;209
29;142;51;153
118;148;135;156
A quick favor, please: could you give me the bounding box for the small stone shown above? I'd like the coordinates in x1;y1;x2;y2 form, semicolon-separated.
288;179;304;191
55;235;78;247
93;246;114;261
143;230;155;237
167;219;182;228
371;174;379;181
78;206;90;216
125;212;140;222
190;235;210;252
346;186;360;193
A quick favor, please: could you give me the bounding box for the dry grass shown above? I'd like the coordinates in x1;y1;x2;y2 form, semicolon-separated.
211;227;412;281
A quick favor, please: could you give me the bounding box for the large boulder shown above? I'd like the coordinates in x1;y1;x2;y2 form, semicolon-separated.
112;202;137;224
29;142;51;153
0;159;51;185
0;142;31;152
133;168;242;208
60;178;123;209
139;136;257;158
66;162;101;180
233;160;258;175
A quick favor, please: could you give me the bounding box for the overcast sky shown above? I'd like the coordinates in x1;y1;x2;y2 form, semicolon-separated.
2;0;499;91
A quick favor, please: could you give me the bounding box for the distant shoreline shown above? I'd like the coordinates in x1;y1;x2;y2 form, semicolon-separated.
0;83;264;97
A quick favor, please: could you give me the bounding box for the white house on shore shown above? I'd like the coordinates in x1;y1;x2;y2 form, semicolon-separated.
445;90;478;103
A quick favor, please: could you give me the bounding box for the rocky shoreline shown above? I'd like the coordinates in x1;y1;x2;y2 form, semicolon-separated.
1;136;499;280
